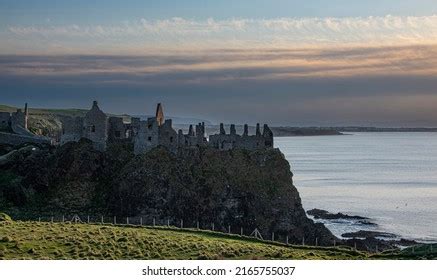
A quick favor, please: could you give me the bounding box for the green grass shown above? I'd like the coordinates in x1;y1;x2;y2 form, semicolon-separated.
0;220;368;260
1;220;435;260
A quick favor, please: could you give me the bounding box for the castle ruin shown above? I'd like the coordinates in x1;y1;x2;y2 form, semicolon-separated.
0;103;52;146
60;101;274;153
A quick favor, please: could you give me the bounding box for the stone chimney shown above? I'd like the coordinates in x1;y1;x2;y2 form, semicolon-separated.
230;124;236;135
243;124;249;136
220;123;225;134
256;123;261;136
24;103;28;129
155;103;164;126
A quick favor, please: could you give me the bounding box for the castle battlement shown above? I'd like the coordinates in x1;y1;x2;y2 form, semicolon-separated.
60;101;274;153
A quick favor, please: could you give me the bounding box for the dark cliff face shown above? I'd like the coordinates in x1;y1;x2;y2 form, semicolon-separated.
0;140;335;245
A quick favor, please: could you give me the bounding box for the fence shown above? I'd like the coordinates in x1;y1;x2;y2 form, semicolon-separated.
25;214;374;253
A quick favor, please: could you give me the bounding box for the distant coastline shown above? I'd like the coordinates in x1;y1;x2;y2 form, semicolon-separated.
2;104;437;138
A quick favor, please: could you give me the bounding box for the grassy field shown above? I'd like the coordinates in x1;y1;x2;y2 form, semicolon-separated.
1;220;435;260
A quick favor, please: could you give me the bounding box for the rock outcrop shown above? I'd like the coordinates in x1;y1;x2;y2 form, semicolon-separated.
0;140;336;246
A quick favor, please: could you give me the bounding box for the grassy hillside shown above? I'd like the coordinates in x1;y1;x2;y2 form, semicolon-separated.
1;220;435;260
0;104;131;137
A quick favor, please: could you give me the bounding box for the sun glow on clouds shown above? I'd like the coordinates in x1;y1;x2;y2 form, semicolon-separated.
4;15;437;54
3;15;437;126
2;46;437;83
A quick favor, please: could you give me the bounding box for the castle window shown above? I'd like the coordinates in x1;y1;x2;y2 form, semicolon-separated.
115;131;121;138
148;136;152;142
170;136;174;143
148;124;153;129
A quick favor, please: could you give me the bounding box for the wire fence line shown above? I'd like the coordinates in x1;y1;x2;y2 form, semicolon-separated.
23;214;370;252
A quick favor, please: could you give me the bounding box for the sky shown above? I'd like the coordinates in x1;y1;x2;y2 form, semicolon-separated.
1;0;437;126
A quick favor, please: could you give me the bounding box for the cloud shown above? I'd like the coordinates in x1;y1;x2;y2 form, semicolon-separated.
4;15;437;54
1;45;437;84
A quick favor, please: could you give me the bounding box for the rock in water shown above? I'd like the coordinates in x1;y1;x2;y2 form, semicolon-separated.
307;208;369;220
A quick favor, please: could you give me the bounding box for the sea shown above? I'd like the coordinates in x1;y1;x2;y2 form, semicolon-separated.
275;132;437;242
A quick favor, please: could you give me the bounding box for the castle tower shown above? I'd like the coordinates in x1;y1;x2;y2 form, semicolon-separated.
84;100;108;151
155;103;164;126
24;103;28;129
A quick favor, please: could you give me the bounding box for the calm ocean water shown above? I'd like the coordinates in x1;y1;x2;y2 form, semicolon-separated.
275;132;437;242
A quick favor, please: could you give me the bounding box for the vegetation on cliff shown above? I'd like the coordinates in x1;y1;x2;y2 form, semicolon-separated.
0;139;335;246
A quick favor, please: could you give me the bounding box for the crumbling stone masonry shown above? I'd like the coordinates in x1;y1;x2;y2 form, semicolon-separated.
60;101;274;154
0;103;52;146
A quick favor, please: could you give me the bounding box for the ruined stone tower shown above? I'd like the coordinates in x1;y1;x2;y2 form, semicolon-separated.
156;103;164;126
83;101;108;151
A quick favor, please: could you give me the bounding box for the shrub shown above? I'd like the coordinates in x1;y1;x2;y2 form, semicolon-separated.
0;212;12;222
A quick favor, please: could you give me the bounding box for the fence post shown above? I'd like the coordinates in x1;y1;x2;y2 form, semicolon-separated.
114;216;116;225
272;232;275;241
412;246;415;253
315;237;318;247
87;216;90;224
302;237;305;246
140;217;143;226
51;216;54;223
101;216;104;224
180;219;183;228
38;217;41;222
62;215;65;223
376;245;378;253
354;242;357;251
126;217;129;225
228;225;231;234
212;223;215;231
167;219;170;227
334;239;336;247
197;221;199;230
286;236;289;245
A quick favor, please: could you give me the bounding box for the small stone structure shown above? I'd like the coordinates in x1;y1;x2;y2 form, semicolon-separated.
60;101;274;154
0;103;52;146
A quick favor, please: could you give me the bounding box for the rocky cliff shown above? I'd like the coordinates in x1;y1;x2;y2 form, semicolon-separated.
0;140;335;245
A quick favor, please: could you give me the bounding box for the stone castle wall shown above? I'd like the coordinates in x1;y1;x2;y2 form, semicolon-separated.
209;123;273;151
59;101;274;154
134;117;160;154
0;112;10;130
108;117;126;142
83;101;108;151
0;132;51;146
0;104;52;146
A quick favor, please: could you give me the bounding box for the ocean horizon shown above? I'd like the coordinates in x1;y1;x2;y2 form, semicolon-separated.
276;132;437;242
